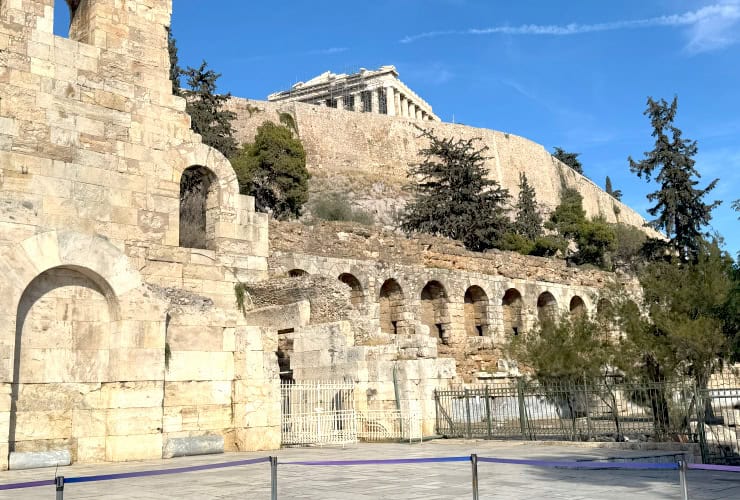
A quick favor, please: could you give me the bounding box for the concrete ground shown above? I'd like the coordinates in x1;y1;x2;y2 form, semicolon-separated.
0;440;738;499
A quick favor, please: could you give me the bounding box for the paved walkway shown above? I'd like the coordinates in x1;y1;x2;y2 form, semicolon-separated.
0;440;738;499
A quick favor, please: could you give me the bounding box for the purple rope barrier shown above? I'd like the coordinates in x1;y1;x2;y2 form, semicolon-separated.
477;456;679;470
282;456;470;466
0;479;56;491
687;463;740;473
63;456;270;484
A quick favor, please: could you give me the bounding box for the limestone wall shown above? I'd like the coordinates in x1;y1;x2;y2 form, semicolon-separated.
0;0;277;469
227;97;655;232
268;220;626;383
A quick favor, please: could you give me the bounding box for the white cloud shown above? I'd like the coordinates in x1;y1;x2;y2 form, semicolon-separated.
400;2;740;53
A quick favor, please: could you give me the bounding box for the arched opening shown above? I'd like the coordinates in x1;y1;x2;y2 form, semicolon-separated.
338;273;363;308
597;298;613;319
287;269;308;278
570;296;586;316
420;281;449;343
537;291;558;324
53;0;74;37
464;286;489;336
379;279;405;334
179;166;218;249
11;266;116;459
502;288;524;336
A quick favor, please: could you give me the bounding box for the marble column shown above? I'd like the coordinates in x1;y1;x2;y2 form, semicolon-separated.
370;90;379;113
354;92;364;112
336;95;345;110
416;107;423;120
395;92;402;117
408;102;416;120
385;87;396;116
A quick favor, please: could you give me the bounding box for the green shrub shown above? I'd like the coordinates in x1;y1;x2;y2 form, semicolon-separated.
530;235;567;257
312;193;374;225
499;232;535;255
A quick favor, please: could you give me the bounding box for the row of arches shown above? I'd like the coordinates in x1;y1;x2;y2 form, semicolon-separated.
287;269;596;341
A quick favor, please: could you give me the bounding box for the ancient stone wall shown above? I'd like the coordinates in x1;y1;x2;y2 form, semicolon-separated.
227;97;655;233
0;0;277;469
268;220;627;383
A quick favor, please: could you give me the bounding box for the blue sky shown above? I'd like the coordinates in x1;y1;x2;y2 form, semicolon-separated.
56;1;740;254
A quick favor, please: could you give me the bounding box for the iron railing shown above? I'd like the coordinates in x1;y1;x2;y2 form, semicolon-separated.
435;375;740;465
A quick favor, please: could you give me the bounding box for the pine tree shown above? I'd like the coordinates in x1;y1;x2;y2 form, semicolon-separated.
183;61;238;159
552;147;584;175
513;172;542;240
401;129;511;252
548;188;586;240
605;176;622;201
167;27;181;96
629;97;719;262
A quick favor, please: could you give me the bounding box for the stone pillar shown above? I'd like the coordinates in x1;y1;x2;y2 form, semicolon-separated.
370;90;379;114
395;92;402;117
336;95;345;110
355;92;365;112
399;96;407;117
416;107;423;120
385;87;396;116
408;103;416;120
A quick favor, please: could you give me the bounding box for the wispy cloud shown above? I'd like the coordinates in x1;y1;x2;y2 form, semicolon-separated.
400;2;740;53
307;47;348;55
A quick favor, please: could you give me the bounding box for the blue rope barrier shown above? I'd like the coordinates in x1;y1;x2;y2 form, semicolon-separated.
282;456;471;466
64;456;271;485
688;463;740;473
477;456;679;470
0;479;56;491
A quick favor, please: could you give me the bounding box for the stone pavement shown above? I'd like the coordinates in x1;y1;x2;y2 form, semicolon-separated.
0;440;738;499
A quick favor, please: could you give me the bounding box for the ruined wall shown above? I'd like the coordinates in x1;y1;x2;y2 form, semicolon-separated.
0;0;277;469
268;220;626;384
227;98;654;232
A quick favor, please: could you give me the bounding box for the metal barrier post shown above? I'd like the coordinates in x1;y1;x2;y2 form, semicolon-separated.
470;454;479;500
270;456;278;500
55;476;64;500
678;460;689;500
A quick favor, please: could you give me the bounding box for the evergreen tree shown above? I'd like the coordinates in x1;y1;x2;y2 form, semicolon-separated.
167;27;182;96
629;97;720;262
401;129;511;252
513;172;543;240
605;176;622;201
548;187;586;239
183;61;238;159
230;122;310;220
553;147;584;175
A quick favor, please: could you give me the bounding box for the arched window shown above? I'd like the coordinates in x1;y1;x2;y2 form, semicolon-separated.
570;296;586;316
464;286;489;336
502;288;524;336
379;279;405;334
338;273;364;308
179;166;218;249
420;280;449;343
537;291;558;324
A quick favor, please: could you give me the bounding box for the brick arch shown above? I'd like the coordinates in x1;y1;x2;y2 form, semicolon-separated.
177;143;240;209
536;291;558;323
420;280;450;343
338;273;364;308
570;296;586;316
502;288;524;336
464;285;489;337
379;278;406;334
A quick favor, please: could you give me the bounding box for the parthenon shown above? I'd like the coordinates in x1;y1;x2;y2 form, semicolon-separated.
267;65;439;121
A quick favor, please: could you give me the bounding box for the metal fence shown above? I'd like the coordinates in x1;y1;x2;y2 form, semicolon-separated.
281;381;358;446
435;376;740;465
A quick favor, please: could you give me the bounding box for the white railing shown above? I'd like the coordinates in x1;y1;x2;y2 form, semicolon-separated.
281;381;358;446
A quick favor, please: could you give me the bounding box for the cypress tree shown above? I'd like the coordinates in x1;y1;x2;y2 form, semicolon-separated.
401;129;510;252
513;172;543;240
167;27;182;96
605;176;622;201
629;97;719;262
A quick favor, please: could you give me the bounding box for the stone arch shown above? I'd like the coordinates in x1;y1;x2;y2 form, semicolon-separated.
502;288;524;336
179;165;218;249
10;265;118;458
537;291;558;324
287;269;309;278
338;273;364;308
420;280;450;343
597;298;613;318
570;296;586;316
379;279;405;334
464;286;489;336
